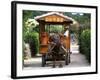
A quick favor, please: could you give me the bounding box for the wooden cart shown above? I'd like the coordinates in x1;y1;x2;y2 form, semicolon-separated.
34;12;74;67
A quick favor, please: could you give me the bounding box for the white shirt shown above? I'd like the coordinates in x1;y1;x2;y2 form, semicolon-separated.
64;30;69;37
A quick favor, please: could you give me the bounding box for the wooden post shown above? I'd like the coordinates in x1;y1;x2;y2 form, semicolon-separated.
39;21;45;33
63;24;70;52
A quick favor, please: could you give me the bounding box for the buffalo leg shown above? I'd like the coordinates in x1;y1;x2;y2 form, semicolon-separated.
42;54;46;67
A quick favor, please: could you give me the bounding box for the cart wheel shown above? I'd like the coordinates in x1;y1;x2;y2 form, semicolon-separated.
42;54;46;67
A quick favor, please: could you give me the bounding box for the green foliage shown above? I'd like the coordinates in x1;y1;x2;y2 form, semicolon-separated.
24;31;39;56
64;12;91;28
23;11;33;33
79;29;91;63
23;10;33;21
23;10;40;57
45;25;64;33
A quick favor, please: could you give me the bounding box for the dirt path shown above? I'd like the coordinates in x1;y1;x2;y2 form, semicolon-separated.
67;53;89;67
24;53;89;69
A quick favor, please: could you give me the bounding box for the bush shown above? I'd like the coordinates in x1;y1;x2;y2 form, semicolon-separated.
24;31;39;56
79;29;91;63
